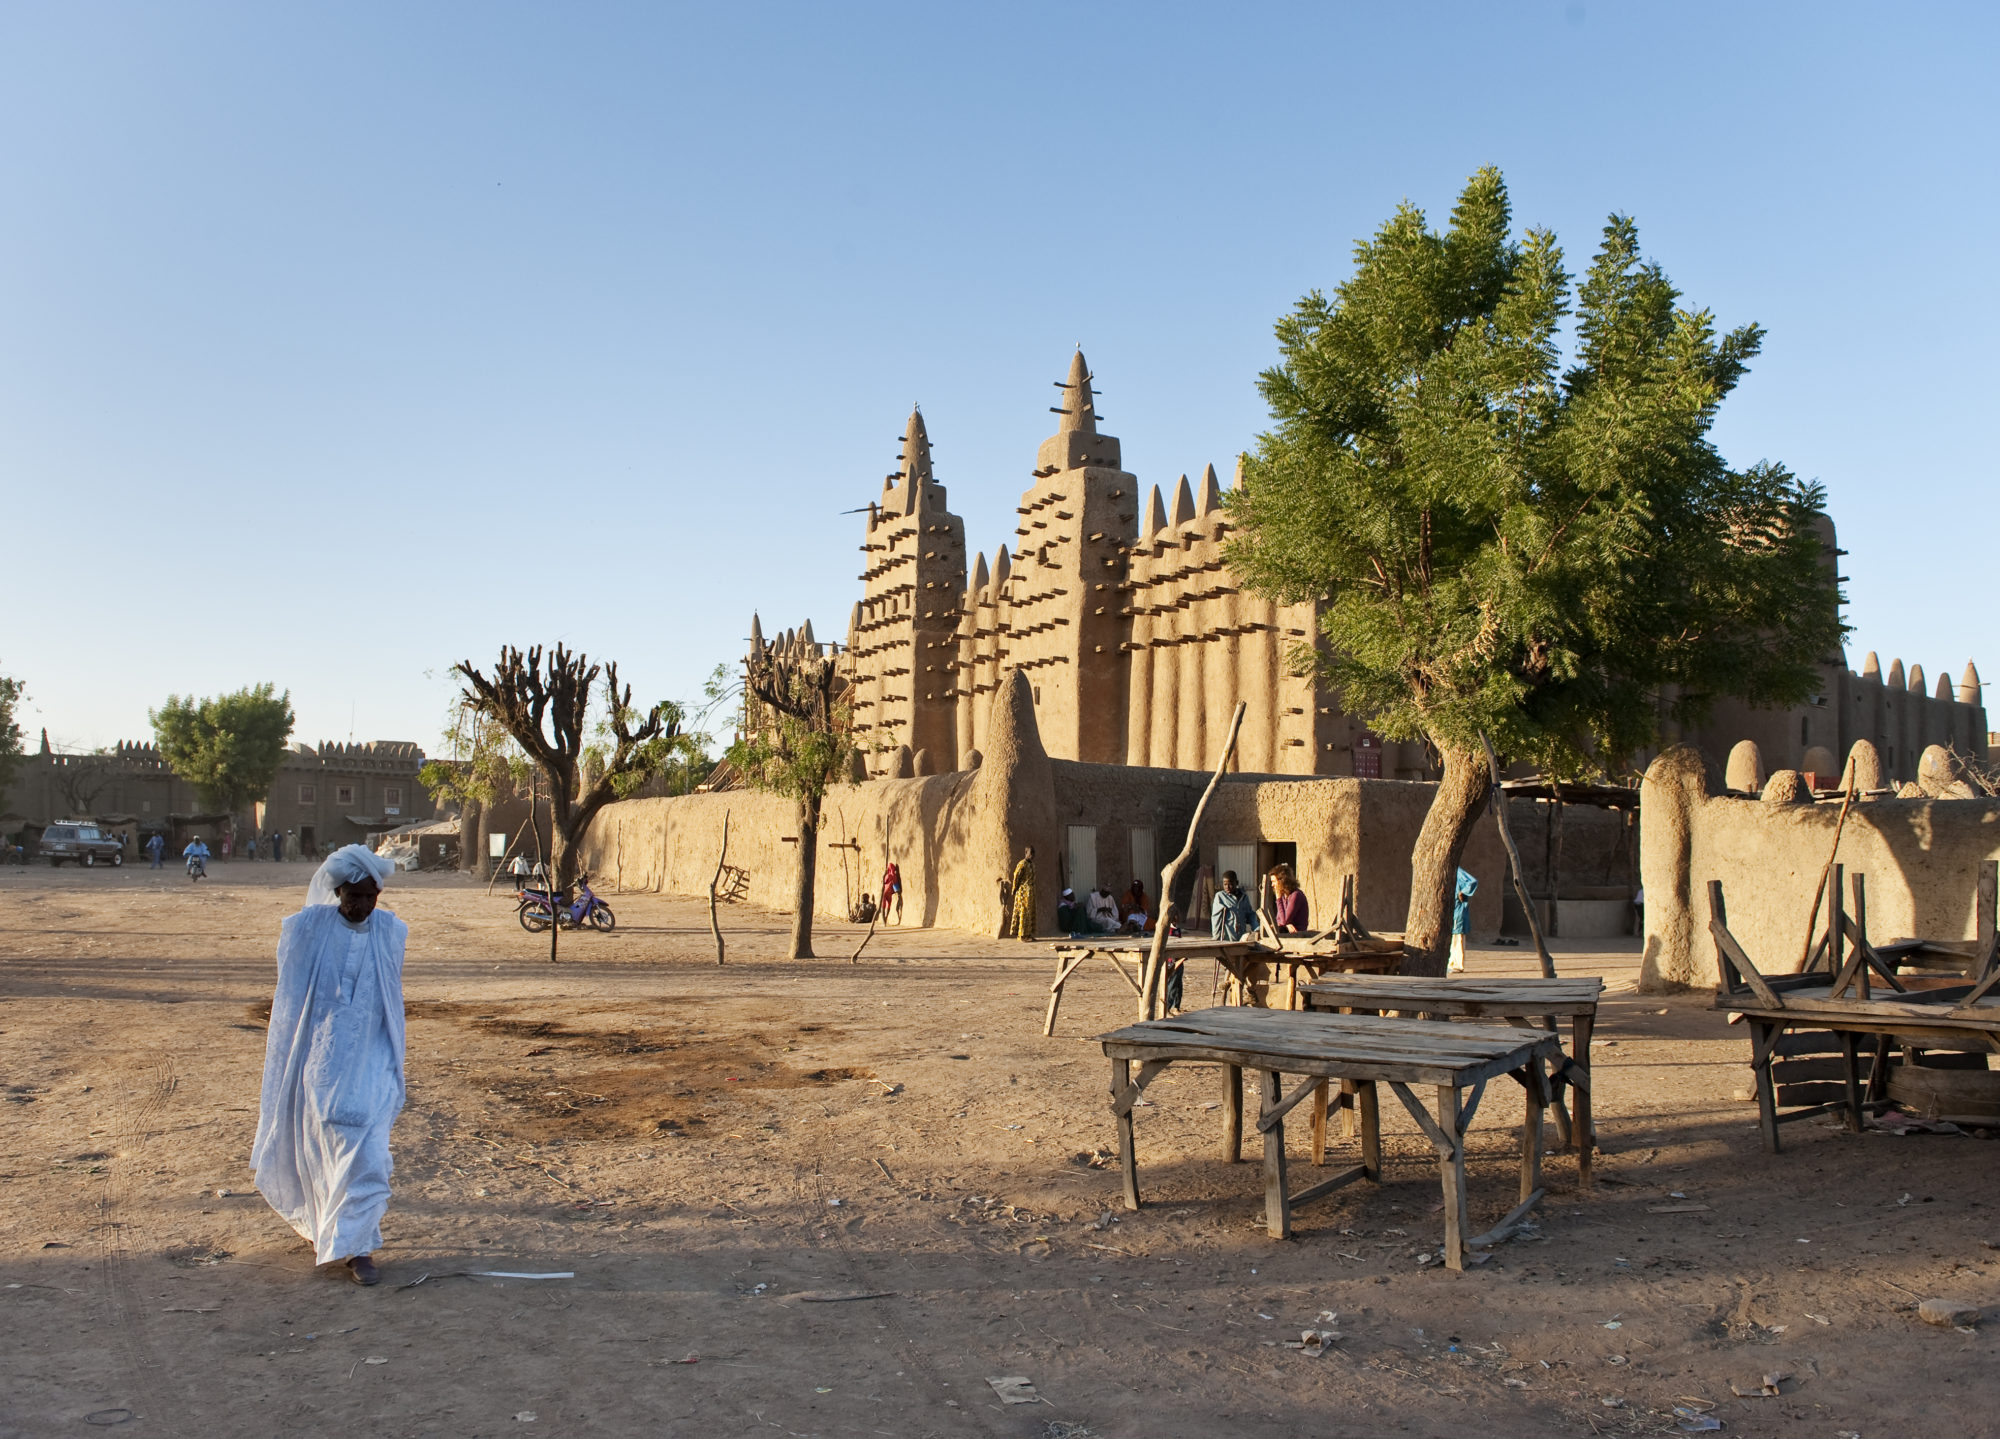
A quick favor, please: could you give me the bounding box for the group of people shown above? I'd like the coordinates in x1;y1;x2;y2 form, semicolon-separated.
1054;877;1157;937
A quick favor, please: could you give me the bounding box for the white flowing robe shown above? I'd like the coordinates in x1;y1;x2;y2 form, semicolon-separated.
251;904;408;1264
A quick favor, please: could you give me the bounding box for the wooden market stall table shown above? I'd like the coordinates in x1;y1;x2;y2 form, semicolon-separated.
1710;875;2000;1151
1042;937;1399;1037
1300;975;1604;1186
1095;1007;1561;1270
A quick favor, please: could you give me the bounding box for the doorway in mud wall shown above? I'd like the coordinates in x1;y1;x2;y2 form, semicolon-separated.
299;825;316;857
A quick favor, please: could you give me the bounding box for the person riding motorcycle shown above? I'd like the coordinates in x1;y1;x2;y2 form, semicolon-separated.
183;837;212;880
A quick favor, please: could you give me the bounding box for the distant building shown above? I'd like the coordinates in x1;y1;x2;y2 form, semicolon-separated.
0;731;436;857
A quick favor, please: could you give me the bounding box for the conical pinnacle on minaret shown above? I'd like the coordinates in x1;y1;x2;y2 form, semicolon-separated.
1196;463;1222;517
1142;485;1167;538
1910;662;1927;696
1171;474;1196;527
1052;350;1099;435
1887;658;1905;690
800;618;816;650
897;406;934;514
1935;671;1954;702
993;544;1012;586
1861;650;1880;679
749;613;764;656
971;551;990;594
1961;661;1983;705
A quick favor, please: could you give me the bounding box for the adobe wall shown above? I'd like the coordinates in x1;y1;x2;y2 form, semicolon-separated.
1638;745;2000;991
578;669;1064;936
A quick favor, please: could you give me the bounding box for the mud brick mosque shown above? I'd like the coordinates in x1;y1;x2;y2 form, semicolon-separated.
792;351;1987;788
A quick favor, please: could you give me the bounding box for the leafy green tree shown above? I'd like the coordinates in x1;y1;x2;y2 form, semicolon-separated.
0;667;24;797
727;635;855;960
1227;169;1843;974
150;684;297;817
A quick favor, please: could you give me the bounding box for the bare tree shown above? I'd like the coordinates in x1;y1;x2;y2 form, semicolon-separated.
728;625;854;960
51;752;117;819
454;644;687;893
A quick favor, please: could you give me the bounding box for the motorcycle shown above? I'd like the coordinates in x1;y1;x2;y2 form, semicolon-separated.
186;853;208;882
516;873;615;934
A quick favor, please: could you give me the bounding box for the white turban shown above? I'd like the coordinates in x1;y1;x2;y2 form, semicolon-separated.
305;843;397;908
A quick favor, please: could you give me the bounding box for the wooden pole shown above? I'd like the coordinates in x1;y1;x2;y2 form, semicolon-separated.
708;810;730;966
1141;702;1247;1020
1479;734;1555;978
1794;759;1858;972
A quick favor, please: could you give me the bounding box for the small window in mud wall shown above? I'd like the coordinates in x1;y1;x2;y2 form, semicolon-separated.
297;783;316;805
334;784;355;807
1353;733;1383;779
1066;826;1097;896
1129;827;1156;894
384;785;403;808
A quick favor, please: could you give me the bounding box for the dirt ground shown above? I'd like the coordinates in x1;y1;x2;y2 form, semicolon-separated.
2;862;1995;1438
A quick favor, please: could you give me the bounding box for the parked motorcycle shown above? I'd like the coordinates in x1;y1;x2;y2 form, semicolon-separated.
516;873;615;933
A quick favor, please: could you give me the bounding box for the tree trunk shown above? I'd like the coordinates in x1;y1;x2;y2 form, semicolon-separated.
463;798;485;876
789;793;820;959
1401;744;1495;977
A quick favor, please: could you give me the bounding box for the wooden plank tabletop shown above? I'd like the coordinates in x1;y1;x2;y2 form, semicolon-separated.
1053;939;1265;959
1096;1007;1560;1087
1301;975;1604;1016
1720;983;2000;1030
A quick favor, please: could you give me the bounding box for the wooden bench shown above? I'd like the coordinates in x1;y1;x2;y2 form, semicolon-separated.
1095;1007;1560;1270
1300;975;1604;1186
1043;939;1266;1036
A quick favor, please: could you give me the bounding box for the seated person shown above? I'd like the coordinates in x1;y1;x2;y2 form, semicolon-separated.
1085;886;1119;933
1056;888;1078;933
1122;878;1152;934
1211;870;1261;941
1268;863;1309;934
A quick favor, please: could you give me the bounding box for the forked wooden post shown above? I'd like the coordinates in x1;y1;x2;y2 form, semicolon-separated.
1141;701;1247;1019
707;810;730;966
1978;860;1998;980
1481;734;1555;979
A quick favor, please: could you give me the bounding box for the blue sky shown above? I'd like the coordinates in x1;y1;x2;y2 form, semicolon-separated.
5;3;1994;754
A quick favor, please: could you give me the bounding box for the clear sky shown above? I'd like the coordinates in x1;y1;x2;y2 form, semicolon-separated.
5;3;1994;755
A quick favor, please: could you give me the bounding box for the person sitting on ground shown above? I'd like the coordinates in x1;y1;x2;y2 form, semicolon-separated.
1211;869;1261;941
1122;878;1151;934
1056;888;1078;934
1085;885;1119;934
251;844;406;1287
1269;863;1309;934
1449;866;1479;973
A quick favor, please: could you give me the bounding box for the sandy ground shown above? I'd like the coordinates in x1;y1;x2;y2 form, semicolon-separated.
2;861;1996;1439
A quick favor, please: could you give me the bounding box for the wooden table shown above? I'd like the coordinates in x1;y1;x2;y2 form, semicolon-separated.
1710;876;2000;1151
1043;939;1264;1036
1044;938;1404;1034
1300;975;1604;1186
1214;942;1403;1010
1095;1007;1560;1270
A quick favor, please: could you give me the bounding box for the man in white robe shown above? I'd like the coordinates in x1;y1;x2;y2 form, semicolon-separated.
251;844;407;1285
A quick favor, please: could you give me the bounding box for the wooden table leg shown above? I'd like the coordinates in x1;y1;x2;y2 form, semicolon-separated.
1521;1056;1545;1203
1260;1069;1291;1239
1310;1081;1329;1165
1114;1057;1141;1210
1839;1030;1864;1132
1866;1034;1893;1104
1571;1010;1594;1188
1358;1080;1381;1181
1437;1085;1467;1270
1751;1021;1782;1154
1340;1078;1359;1139
1222;1063;1243;1162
